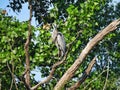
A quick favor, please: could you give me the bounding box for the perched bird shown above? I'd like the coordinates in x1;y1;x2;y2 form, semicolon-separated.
51;24;66;58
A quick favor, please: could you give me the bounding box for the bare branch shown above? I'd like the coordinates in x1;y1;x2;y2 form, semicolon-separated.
83;69;107;90
10;79;13;90
54;19;120;90
67;57;96;90
103;59;110;90
31;30;82;90
31;47;69;90
24;0;32;88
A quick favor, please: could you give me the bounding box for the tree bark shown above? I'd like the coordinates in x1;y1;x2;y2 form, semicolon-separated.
68;57;96;90
31;30;82;90
24;0;32;88
54;19;120;90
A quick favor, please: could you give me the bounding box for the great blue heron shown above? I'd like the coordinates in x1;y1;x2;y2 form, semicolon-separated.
51;24;66;58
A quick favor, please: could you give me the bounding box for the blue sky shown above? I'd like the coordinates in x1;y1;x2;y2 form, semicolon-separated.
0;0;36;26
0;0;28;21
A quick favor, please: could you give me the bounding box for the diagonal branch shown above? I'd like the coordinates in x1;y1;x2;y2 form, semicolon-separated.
83;69;107;90
31;30;82;90
68;57;96;90
54;19;120;90
31;45;69;90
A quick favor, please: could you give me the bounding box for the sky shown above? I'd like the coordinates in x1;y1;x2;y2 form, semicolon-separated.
0;0;36;26
0;0;120;82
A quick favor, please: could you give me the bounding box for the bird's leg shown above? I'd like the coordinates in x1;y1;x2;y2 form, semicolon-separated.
58;49;61;57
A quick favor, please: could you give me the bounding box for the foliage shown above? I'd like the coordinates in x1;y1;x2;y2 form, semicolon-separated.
7;0;86;24
0;0;120;89
0;9;36;89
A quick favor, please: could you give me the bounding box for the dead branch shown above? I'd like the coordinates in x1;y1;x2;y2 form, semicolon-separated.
67;57;96;90
83;70;107;90
30;30;82;90
24;0;32;88
54;19;120;90
31;46;69;90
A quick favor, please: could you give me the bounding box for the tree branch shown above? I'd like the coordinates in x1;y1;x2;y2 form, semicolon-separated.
24;0;32;88
67;57;96;90
31;30;82;90
10;80;13;90
103;59;110;90
54;19;120;90
83;69;107;90
17;75;30;90
31;45;69;90
7;62;18;90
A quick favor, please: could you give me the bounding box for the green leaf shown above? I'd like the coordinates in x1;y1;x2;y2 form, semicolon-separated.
71;37;76;41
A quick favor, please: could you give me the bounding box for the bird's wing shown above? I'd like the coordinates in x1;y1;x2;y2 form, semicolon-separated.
57;32;66;53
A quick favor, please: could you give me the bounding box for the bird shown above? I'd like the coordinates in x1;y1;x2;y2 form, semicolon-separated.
51;24;66;58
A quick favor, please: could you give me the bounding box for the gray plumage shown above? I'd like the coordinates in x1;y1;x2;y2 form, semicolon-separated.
51;24;66;58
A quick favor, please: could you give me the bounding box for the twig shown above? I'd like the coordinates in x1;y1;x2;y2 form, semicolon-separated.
67;30;82;47
103;59;109;90
83;69;107;90
10;80;13;90
7;62;18;90
67;57;96;90
7;25;18;90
